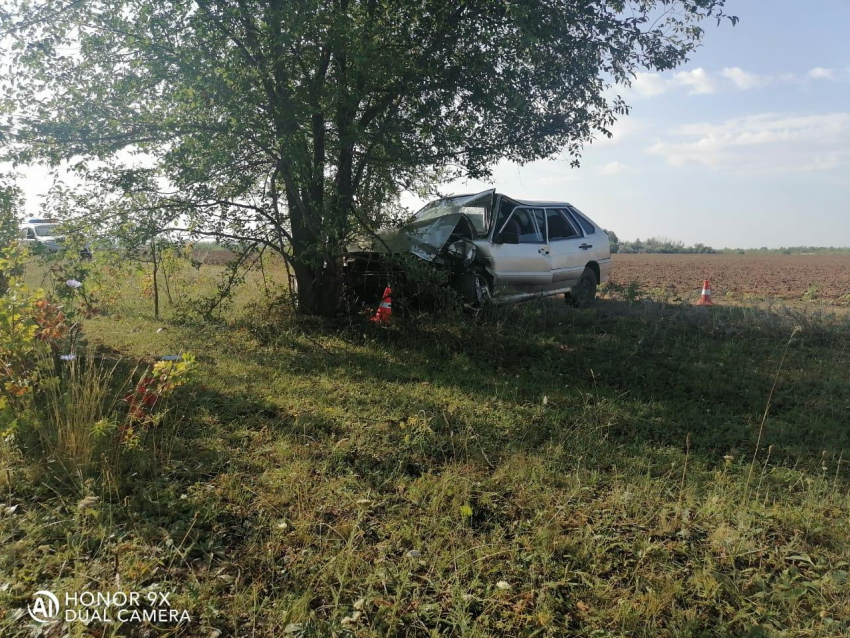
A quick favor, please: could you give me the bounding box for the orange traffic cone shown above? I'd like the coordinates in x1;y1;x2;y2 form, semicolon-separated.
697;279;714;306
371;287;393;324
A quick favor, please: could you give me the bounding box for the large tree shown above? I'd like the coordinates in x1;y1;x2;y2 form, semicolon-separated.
1;0;734;314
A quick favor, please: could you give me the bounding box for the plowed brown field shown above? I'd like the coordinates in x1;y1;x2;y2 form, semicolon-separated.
608;253;850;306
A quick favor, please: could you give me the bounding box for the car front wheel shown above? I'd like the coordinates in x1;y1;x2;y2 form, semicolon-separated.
567;267;597;308
458;271;491;309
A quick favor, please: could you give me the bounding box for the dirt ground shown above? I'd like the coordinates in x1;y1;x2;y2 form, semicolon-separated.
608;253;850;306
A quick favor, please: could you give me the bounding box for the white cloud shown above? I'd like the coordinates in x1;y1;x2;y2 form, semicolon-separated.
589;117;646;148
808;67;836;80
674;68;718;95
721;67;769;90
627;66;850;99
598;161;629;175
632;72;670;97
647;112;850;173
628;67;772;98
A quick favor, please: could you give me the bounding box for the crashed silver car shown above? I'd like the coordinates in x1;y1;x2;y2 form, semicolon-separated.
345;189;613;308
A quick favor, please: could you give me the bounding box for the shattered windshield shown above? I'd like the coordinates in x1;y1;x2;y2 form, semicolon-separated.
410;191;493;235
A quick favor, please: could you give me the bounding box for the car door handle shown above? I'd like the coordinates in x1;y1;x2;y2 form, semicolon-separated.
579;243;592;250
538;247;550;255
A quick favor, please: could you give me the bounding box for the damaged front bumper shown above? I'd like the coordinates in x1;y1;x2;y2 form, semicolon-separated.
344;213;483;305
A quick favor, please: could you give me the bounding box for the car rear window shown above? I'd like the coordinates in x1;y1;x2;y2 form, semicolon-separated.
568;207;595;235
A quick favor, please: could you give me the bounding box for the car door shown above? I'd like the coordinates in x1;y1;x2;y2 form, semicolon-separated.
567;206;609;263
545;208;589;287
488;206;552;292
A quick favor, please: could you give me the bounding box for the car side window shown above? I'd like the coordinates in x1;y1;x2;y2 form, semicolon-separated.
499;207;545;243
508;208;545;243
569;207;595;235
546;209;581;240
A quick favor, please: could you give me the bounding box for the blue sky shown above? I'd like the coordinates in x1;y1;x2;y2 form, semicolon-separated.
421;0;850;248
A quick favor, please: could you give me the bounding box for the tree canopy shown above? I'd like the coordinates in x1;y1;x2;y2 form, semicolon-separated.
1;0;734;313
0;174;23;248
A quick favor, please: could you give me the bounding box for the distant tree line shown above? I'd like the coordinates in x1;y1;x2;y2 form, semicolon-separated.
717;246;850;255
605;232;716;254
605;231;850;255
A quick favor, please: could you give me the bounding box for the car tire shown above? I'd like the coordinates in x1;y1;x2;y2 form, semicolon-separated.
567;267;597;308
458;271;491;309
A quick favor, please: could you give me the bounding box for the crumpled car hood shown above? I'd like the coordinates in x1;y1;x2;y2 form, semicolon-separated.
347;213;468;261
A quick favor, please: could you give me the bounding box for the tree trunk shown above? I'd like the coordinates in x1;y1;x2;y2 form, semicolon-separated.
151;240;160;320
289;246;346;317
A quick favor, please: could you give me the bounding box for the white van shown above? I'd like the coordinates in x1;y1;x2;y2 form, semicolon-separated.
19;218;91;258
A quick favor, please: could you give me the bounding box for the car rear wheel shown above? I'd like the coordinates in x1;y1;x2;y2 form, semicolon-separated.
567;267;597;308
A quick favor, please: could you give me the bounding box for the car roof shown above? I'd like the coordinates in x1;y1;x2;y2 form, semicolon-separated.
510;199;573;207
435;193;574;207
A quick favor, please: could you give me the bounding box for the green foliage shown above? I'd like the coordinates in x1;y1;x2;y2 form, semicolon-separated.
618;236;718;254
0;245;64;418
605;229;620;253
0;174;22;250
801;284;819;302
2;0;735;314
0;245;195;486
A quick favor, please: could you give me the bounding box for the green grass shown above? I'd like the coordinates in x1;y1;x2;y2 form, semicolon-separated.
2;261;850;637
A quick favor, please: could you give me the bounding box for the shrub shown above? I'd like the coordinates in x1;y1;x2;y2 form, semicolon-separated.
0;245;194;488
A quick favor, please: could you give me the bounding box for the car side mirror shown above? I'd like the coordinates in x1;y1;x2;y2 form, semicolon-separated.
494;231;519;245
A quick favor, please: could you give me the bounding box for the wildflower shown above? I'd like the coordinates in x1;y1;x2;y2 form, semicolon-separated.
59;353;76;361
65;279;83;288
124;376;159;420
496;580;511;590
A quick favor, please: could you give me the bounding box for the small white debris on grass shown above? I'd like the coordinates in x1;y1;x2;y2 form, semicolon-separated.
496;580;511;590
77;496;99;511
65;279;82;288
406;549;422;559
340;611;362;626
